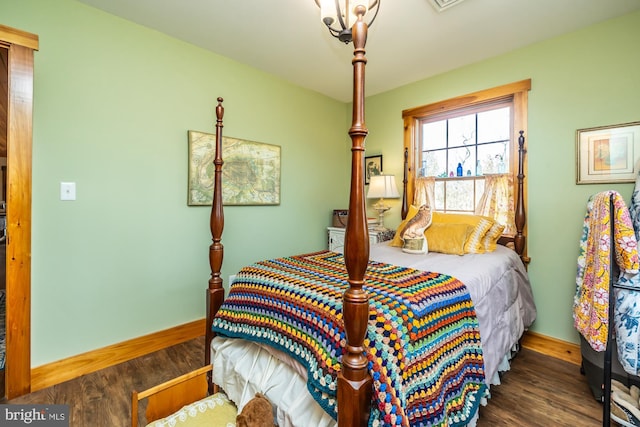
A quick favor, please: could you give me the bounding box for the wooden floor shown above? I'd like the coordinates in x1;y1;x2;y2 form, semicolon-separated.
3;337;604;427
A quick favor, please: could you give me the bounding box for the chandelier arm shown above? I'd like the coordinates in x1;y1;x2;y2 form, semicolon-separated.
335;0;348;33
327;26;341;38
367;2;380;28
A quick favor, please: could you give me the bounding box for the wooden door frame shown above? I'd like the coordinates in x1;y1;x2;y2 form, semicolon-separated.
0;24;38;398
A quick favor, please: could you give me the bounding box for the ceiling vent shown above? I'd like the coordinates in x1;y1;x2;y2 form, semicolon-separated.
429;0;467;12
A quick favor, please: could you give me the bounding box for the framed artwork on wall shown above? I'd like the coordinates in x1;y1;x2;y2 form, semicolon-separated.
576;121;640;184
365;154;382;185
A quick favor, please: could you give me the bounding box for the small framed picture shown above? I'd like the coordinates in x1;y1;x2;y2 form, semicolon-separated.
576;121;640;184
364;155;382;185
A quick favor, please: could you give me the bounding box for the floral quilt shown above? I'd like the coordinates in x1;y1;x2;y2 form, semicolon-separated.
574;190;640;376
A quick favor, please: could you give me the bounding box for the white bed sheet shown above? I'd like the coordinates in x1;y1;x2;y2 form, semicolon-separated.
211;243;537;426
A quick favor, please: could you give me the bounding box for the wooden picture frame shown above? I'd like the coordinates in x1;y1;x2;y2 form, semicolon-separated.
365;154;382;185
188;131;281;205
576;121;640;184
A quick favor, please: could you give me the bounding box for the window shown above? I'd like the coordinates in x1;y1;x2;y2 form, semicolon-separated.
420;102;511;213
402;80;530;215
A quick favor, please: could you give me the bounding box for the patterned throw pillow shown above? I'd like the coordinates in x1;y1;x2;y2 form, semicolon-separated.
146;392;237;427
482;222;505;252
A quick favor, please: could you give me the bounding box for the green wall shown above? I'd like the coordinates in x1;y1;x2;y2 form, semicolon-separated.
4;0;640;368
1;0;352;366
364;10;640;344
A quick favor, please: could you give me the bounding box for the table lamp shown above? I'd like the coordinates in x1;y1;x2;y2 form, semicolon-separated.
367;174;400;230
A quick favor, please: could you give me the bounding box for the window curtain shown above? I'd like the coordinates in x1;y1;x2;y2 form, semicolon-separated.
475;173;516;234
414;176;435;208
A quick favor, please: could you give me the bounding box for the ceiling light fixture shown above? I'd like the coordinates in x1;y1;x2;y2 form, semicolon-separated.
429;0;466;12
314;0;380;43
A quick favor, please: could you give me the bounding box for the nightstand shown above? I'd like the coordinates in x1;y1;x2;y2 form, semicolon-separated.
327;227;395;253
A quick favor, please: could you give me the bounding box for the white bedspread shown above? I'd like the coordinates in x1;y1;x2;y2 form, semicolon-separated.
211;244;537;426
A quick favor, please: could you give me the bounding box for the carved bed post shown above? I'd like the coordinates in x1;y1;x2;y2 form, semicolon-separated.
401;147;409;220
338;6;373;427
206;97;226;372
514;130;527;263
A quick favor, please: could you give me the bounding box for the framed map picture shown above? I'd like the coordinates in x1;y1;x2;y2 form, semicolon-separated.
188;130;281;205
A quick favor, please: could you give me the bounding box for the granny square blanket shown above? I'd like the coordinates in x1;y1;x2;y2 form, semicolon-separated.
211;251;486;427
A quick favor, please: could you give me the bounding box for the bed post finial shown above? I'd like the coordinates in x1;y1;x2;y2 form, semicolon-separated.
206;97;226;372
338;7;372;427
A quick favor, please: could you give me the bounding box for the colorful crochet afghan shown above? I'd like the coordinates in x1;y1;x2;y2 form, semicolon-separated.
211;251;487;427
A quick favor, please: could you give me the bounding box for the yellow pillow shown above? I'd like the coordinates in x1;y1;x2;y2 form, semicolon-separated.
431;212;494;254
483;222;505;252
146;392;237;427
389;205;420;247
424;223;474;255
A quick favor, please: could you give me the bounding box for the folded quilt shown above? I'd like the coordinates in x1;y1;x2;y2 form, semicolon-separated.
211;250;487;427
574;190;640;356
615;175;640;376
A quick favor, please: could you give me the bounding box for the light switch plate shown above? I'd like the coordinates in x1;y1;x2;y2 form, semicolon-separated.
60;182;76;201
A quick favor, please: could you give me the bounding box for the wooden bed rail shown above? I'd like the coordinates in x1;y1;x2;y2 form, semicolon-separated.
205;97;226;375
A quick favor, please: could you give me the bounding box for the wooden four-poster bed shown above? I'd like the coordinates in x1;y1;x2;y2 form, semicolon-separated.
133;7;536;427
203;9;535;427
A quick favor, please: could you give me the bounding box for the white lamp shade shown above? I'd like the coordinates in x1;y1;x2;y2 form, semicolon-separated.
367;174;400;199
320;0;337;25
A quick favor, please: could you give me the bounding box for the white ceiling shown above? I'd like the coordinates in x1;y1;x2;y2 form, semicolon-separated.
75;0;640;103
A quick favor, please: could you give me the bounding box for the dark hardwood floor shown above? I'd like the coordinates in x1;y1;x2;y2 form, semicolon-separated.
477;347;602;426
3;337;604;427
